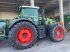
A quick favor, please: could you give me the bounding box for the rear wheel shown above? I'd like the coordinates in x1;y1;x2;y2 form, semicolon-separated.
8;21;38;49
49;25;64;42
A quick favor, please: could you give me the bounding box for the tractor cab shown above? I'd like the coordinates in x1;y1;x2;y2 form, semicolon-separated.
19;6;39;18
19;6;39;25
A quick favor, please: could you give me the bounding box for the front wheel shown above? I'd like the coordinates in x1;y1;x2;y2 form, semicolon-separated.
49;25;64;42
8;21;38;49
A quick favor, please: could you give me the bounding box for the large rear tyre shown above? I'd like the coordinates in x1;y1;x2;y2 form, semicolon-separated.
8;21;38;49
48;25;64;42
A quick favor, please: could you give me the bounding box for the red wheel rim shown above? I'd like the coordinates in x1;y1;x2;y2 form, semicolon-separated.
54;27;63;40
16;27;32;44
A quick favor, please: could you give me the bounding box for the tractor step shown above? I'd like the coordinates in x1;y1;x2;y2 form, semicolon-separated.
37;25;46;38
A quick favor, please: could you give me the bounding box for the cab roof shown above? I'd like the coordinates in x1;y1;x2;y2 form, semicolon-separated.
20;6;39;9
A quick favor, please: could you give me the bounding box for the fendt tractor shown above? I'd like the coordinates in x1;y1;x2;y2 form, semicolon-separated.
0;6;64;49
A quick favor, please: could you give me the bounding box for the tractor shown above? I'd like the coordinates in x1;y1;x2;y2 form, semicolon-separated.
0;6;64;49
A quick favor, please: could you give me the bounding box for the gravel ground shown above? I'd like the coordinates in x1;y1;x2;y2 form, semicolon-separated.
0;32;70;52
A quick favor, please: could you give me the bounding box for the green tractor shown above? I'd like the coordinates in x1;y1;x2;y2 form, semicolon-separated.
0;6;64;49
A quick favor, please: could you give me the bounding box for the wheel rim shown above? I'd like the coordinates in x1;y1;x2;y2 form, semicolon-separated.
16;27;32;44
54;27;63;40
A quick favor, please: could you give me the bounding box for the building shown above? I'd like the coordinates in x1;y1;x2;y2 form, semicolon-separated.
0;0;70;29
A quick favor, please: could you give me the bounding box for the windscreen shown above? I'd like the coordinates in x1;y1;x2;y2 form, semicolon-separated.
22;8;38;17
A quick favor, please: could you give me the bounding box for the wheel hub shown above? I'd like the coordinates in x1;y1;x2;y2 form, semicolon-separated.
56;32;60;35
54;27;63;40
22;33;27;37
16;27;32;44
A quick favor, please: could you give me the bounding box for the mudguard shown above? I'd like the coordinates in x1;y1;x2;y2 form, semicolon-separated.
9;18;35;29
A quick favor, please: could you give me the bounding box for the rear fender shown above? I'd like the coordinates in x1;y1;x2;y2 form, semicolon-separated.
9;18;35;29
